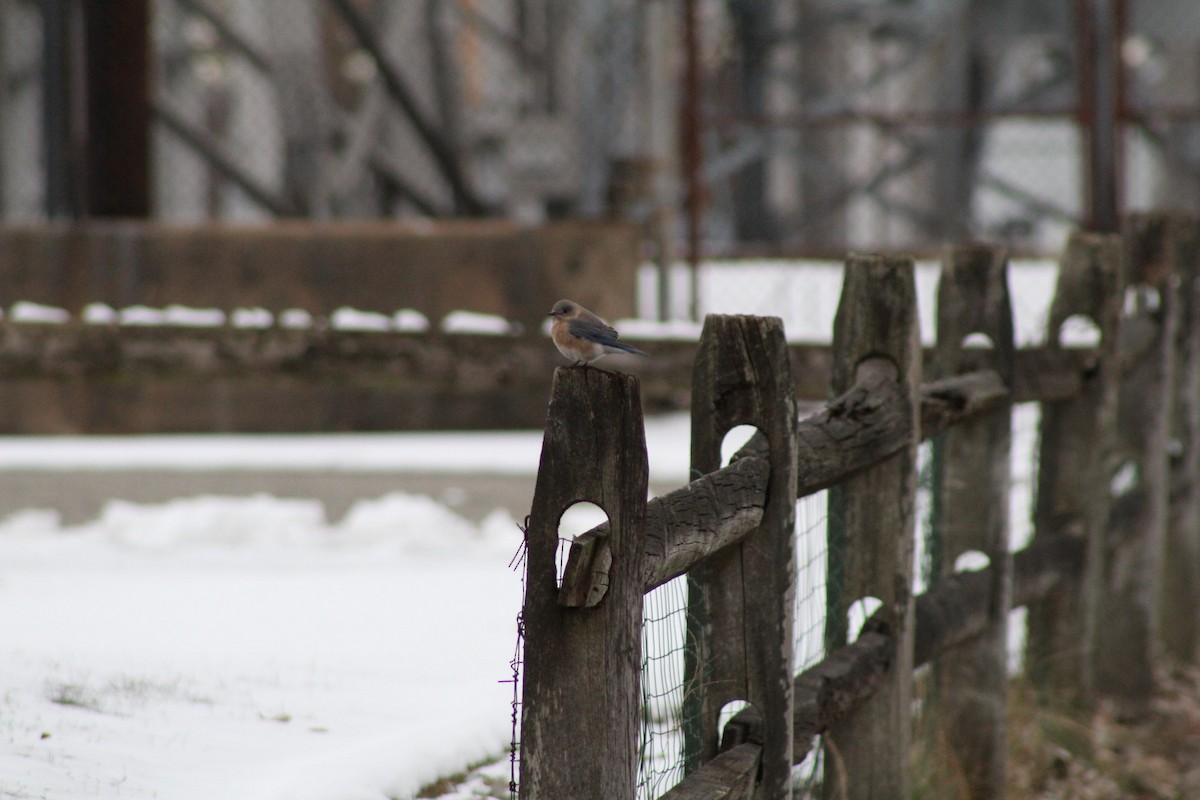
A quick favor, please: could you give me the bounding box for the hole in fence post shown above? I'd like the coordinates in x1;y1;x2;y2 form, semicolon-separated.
716;699;760;748
854;355;899;383
953;549;991;573
720;424;761;467
1123;284;1161;314
847;596;883;644
555;502;609;590
1110;460;1139;497
1057;314;1102;348
961;332;995;350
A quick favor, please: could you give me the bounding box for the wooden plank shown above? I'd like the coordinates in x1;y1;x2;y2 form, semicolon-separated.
823;254;920;800
926;242;1015;799
771;368;1007;496
1026;233;1123;714
793;630;892;764
920;370;1009;439
517;368;648;800
916;534;1086;671
659;743;761;800
683;315;799;800
558;455;769;607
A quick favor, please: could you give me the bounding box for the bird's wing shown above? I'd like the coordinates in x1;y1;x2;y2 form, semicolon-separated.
568;313;621;346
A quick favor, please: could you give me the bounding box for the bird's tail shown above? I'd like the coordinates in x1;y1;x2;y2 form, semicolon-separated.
607;341;647;356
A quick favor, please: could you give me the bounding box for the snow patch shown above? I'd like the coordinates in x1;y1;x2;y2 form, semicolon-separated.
10;301;70;324
441;310;518;336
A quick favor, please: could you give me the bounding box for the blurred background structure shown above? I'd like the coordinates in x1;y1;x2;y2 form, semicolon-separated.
1;0;1198;258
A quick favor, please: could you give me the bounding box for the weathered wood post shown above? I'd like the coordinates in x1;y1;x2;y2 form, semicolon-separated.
1089;214;1179;718
927;243;1014;798
682;315;799;800
823;255;921;800
518;367;649;800
1157;213;1200;666
1027;233;1123;713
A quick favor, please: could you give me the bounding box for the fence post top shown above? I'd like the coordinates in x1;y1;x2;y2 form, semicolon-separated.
936;243;1015;378
1049;232;1125;346
532;365;648;521
833;253;920;392
1123;211;1200;286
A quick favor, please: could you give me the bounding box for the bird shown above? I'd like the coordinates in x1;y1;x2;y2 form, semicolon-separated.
548;299;647;366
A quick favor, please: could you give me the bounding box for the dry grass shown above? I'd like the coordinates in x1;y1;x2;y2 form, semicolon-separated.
1006;667;1200;799
913;666;1200;800
907;666;1200;796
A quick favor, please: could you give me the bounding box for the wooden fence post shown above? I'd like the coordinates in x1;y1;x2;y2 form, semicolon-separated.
518;367;649;800
823;254;921;800
1153;214;1200;666
1026;233;1123;714
927;243;1014;798
1090;214;1179;718
683;315;799;800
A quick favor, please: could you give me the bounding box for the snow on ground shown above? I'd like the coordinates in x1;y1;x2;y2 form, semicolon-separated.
0;493;527;800
0;414;694;485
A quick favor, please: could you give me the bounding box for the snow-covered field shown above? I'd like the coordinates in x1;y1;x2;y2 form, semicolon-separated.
0;490;526;800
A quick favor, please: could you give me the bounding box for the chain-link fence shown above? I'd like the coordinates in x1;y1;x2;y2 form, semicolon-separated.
1;0;656;224
4;1;1196;258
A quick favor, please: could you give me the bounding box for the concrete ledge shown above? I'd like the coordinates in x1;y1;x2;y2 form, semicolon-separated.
0;220;640;332
0;321;836;432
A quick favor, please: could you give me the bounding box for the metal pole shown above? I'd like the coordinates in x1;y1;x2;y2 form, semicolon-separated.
84;0;152;217
41;0;82;219
681;0;702;321
1078;0;1122;233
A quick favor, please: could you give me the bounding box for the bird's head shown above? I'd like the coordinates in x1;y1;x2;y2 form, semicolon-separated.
548;299;576;318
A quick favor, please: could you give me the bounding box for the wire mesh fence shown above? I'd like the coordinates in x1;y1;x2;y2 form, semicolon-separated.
627;252;1052;796
4;0;1197;265
632;491;832;799
637;575;688;799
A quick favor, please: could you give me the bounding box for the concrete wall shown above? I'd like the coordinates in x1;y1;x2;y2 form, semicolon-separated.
0;220;640;332
0;321;836;433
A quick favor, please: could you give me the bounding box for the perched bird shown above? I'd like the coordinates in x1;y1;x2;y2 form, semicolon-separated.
548;299;647;366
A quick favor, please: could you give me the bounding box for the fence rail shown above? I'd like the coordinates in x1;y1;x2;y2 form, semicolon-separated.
516;210;1200;800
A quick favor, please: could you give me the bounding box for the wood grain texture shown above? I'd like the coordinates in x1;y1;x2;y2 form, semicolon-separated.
1094;214;1179;718
1027;232;1123;714
683;315;799;800
823;254;920;800
518;367;648;800
926;242;1015;799
658;743;761;800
